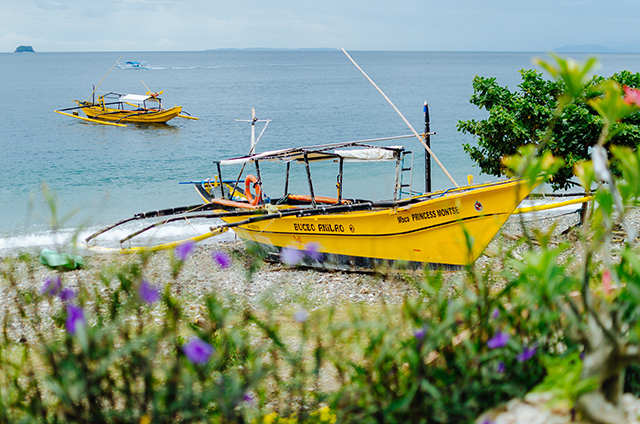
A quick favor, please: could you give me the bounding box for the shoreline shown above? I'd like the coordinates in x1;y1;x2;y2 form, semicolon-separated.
3;206;633;316
1;208;591;307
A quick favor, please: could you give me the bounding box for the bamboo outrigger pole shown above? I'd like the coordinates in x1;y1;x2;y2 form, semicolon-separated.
341;48;459;188
54;110;127;127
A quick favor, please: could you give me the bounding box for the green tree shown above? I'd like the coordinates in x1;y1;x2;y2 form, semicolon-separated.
457;64;640;190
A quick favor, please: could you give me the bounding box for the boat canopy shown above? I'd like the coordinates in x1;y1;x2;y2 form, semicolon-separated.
218;137;414;166
118;94;160;104
338;147;402;162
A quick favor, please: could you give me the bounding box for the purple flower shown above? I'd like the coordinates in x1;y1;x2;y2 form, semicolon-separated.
243;392;255;405
487;331;510;349
183;337;214;365
491;308;500;319
497;362;506;373
414;326;427;340
65;304;85;335
41;276;61;296
59;288;75;301
138;280;160;304
175;241;195;262
293;309;309;323
304;242;323;262
516;345;537;362
280;246;304;266
212;251;232;269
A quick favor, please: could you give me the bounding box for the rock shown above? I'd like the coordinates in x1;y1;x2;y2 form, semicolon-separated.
14;45;35;53
477;391;640;424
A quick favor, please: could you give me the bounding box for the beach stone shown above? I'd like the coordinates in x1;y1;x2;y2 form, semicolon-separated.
477;392;640;424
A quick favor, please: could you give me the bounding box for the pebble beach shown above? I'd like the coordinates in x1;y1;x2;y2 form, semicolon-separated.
2;205;608;315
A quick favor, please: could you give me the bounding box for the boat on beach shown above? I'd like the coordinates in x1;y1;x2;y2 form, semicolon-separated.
84;138;538;271
187;140;537;271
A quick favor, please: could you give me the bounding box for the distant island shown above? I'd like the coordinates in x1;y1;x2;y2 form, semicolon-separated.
14;45;35;53
206;47;338;52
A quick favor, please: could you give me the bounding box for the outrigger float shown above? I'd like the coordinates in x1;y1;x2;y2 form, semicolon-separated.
84;49;592;271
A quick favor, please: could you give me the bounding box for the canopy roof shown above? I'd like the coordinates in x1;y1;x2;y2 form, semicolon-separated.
217;136;414;166
118;94;160;104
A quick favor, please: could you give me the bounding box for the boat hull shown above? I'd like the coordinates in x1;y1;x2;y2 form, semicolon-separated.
75;102;183;123
215;178;535;271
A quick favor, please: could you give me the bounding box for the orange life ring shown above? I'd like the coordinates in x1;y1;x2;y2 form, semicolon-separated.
244;174;262;206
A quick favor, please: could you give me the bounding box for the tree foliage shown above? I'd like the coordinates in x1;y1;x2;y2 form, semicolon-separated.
457;67;640;190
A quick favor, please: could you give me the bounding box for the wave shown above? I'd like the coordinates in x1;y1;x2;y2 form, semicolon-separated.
0;219;237;256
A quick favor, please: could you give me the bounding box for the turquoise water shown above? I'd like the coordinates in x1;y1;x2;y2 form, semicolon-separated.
2;50;640;251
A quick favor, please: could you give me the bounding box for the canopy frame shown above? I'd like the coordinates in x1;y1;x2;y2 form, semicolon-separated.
213;137;415;206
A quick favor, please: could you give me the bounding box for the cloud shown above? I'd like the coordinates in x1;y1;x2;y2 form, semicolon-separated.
2;0;639;52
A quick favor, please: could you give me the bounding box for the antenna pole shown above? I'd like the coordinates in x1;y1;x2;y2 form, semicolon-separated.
230;109;271;200
251;107;256;151
235;108;270;154
341;48;458;187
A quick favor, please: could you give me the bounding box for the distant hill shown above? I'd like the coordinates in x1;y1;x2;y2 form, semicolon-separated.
554;44;620;53
206;47;338;52
14;45;35;53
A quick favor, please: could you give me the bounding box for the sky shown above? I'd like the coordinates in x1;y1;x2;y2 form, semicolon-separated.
2;0;640;53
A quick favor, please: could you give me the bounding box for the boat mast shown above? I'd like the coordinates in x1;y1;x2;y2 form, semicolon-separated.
337;158;344;203
424;102;432;193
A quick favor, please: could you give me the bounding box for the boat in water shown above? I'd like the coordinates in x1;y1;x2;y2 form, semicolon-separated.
116;61;150;70
55;90;198;126
55;59;197;126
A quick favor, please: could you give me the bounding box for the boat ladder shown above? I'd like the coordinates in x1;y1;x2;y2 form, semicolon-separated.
395;150;414;200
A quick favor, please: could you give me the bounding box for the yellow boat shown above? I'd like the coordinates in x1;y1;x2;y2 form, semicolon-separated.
84;135;537;271
56;91;198;126
187;140;536;271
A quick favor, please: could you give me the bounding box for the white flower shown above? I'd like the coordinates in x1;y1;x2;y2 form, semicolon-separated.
293;309;309;323
591;145;612;184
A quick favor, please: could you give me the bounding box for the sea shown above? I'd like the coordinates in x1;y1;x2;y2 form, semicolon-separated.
2;50;640;254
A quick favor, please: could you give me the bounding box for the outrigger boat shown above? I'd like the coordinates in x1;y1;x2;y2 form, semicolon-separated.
55;58;197;127
189;142;537;270
84;131;591;271
84;135;540;271
83;49;590;271
55;90;197;127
